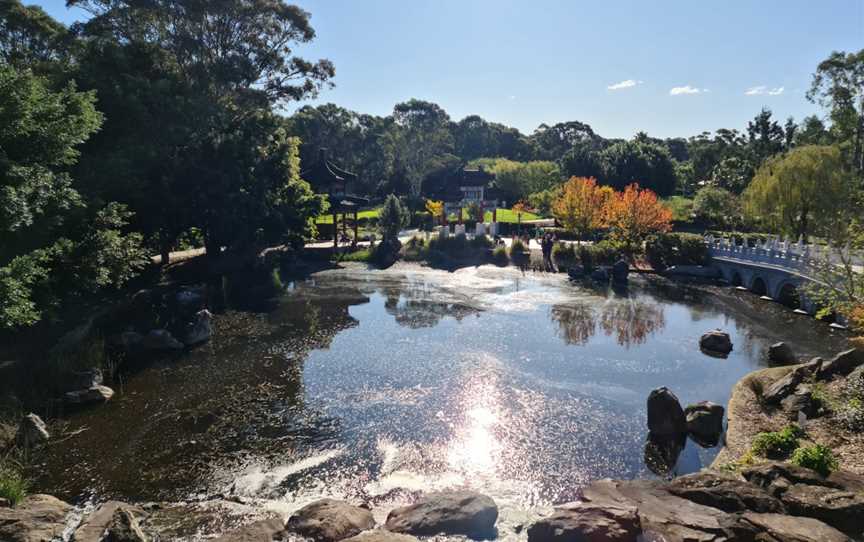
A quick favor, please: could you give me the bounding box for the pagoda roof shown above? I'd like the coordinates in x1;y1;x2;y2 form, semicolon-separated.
301;148;358;186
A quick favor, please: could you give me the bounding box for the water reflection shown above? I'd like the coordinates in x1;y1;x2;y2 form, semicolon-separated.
551;297;666;348
447;374;503;475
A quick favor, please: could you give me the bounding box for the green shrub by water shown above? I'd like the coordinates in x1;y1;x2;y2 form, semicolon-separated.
645;233;707;269
492;246;508;266
791;444;839;476
510;239;527;258
0;461;28;506
750;424;804;458
552;243;576;266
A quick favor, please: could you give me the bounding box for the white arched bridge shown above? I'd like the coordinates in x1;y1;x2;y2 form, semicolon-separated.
705;234;863;316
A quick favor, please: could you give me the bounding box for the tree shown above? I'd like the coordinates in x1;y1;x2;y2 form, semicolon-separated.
0;0;69;70
693;186;741;229
474;158;560;200
807;50;864;181
744;145;852;240
709;156;754;194
552;177;613;242
560;144;605;180
531;121;597;160
378;194;409;242
747;108;785;166
392;99;454;197
606;184;673;249
425;199;443;226
599;140;678;197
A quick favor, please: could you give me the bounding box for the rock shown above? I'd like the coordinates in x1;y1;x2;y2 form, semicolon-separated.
527;501;641;542
781;386;819;419
612;260;629;284
184;309;212;346
342;531;418;542
66;368;104;391
74;502;146;542
15;413;49;449
0;494;72;542
699;330;733;356
176;286;205;306
780;484;864;536
212;518;287;542
762;362;819;405
590;267;609;282
742;461;845;497
664;265;720;278
734;512;851;542
665;471;785;513
817;349;864;379
684;401;724;446
103;507;148;542
140;329;184;351
646;387;686;435
567;265;585;279
384;490;498;538
768;342;797;365
64;384;114;405
580;478;734;541
286;499;375;542
0;498;10;508
643;432;685;476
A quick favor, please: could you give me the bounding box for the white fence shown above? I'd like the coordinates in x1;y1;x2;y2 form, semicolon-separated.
705;234;864;275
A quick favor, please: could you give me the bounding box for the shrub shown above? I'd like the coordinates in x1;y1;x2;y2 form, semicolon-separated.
645;233;707;269
0;462;28;506
791;444;839;476
552;243;576;266
510;239;526;256
750;425;804;458
492;246;508;266
470;235;493;249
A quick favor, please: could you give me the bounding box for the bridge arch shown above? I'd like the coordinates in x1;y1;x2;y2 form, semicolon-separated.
776;282;801;309
750;276;768;296
730;271;743;287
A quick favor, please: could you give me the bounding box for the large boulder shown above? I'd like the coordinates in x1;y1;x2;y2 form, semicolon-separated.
699;330;733;356
384;490;498;538
212;518;287;542
740;461;864;497
66;368;103;391
734;512;850;542
684;401;724;446
15;413;49;449
646;387;686;435
768;342;797;365
183;309;212;346
665;471;785;513
64;385;114;405
817;349;864;380
75;502;145;542
0;494;72;542
781;386;819;420
342;531;418;542
103;507;148;542
286;499;375;542
762;362;820;405
140;329;184;351
527;502;641;542
781;484;864;537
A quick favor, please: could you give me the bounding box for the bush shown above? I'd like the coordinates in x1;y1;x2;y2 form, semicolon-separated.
552;243;576;266
750;425;804;458
578;241;620;271
791;444;839;476
0;461;28;506
510;239;527;258
645;233;707;269
492;246;508;266
470;235;493;249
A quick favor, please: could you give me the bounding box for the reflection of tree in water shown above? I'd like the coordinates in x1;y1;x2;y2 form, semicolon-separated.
600;299;665;347
551;304;597;346
551;298;666;348
381;283;479;329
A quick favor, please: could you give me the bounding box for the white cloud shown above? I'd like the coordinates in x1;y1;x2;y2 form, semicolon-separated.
669;85;707;96
745;85;784;96
508;95;516;100
607;79;643;91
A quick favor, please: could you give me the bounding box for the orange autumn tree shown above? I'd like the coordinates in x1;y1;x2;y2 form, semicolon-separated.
552;176;614;243
606;183;672;250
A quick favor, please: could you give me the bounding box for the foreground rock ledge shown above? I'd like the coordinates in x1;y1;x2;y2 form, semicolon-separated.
384;490;498;538
286;499;375;542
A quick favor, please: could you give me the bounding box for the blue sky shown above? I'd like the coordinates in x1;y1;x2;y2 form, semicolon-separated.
31;0;864;139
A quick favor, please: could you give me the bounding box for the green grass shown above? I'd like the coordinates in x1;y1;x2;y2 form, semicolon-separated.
0;462;28;506
334;249;373;262
316;208;381;224
482;208;541;223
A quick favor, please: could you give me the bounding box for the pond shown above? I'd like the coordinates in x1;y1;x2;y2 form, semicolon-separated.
34;264;848;531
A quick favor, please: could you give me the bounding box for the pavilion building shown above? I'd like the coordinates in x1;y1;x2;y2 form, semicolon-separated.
301;148;369;248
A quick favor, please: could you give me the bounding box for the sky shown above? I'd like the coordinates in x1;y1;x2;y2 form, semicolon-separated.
30;0;864;139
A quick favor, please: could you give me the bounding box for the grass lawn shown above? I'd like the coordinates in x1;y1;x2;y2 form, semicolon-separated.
483;208;541;223
316;208;380;224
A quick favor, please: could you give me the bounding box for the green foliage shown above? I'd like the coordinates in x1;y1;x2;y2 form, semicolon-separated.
744;145;852;240
694;186;741;228
0;248;54;329
0;460;28;506
598;139;678;197
552;243;577;266
71;203;147;292
663;196;694;222
492;246;508;266
528;187;562;217
469;158;561;201
378;195;410;241
336;249;372;263
645;233;708;269
510;239;527;256
577;241;620;271
750;425;804;458
791;444;839;476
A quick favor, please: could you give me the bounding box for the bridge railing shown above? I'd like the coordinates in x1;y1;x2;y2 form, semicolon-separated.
704;234;864;276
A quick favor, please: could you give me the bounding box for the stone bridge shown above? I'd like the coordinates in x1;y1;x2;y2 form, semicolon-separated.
705;235;864;316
